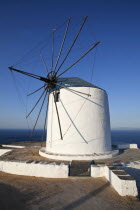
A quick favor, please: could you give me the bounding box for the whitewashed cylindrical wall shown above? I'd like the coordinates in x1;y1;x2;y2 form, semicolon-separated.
46;86;112;155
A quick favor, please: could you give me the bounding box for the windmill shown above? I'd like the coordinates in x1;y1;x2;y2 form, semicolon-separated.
9;17;114;160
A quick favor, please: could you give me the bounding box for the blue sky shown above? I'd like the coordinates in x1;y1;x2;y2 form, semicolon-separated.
0;0;140;129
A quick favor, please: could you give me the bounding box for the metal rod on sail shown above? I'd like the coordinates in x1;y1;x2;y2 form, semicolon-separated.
51;29;55;71
27;84;46;96
60;99;88;144
55;16;88;75
26;88;46;118
53;18;71;72
8;67;50;83
53;92;63;140
41;92;50;144
31;91;48;136
52;81;91;97
57;41;100;78
40;52;48;73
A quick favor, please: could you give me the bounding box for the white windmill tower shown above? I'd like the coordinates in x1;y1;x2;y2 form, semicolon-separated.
44;77;113;160
9;17;118;161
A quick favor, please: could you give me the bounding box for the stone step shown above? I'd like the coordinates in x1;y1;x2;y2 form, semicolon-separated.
69;161;91;176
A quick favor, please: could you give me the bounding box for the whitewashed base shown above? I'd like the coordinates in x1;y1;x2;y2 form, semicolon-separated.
117;144;138;149
2;145;25;149
39;147;119;161
113;143;138;149
0;161;69;178
91;165;138;196
0;149;12;156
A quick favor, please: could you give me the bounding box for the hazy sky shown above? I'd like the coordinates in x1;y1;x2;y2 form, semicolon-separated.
0;0;140;129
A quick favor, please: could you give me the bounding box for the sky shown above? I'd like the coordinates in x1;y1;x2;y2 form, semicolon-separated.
0;0;140;130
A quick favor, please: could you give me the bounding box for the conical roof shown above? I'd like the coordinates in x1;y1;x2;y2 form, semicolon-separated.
55;77;103;91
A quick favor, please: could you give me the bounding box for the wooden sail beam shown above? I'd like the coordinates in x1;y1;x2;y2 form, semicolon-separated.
31;91;48;137
39;52;49;74
27;84;46;96
26;88;47;118
55;16;88;75
41;92;50;143
9;67;51;83
53;18;71;72
51;29;55;71
57;41;100;78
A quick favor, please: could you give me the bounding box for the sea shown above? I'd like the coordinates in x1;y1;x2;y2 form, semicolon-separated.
0;129;140;148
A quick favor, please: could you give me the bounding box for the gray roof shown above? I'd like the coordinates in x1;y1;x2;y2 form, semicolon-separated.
54;77;103;91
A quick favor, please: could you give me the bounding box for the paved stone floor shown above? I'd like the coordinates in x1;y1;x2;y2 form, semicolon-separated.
1;141;140;165
0;172;140;210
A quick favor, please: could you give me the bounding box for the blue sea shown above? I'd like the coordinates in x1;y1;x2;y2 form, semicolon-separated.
0;129;140;148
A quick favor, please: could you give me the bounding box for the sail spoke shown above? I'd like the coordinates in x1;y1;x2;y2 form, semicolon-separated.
9;17;100;138
60;99;88;144
55;16;88;75
51;29;55;71
54;18;71;72
41;92;50;143
31;90;48;136
26;88;46;118
53;92;63;140
57;41;100;78
39;52;49;74
9;67;50;83
27;84;46;96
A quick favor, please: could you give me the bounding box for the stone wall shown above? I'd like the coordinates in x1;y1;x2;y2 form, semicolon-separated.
0;160;69;178
91;164;138;196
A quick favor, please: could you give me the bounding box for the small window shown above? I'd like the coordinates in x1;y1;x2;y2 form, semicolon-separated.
54;91;60;102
